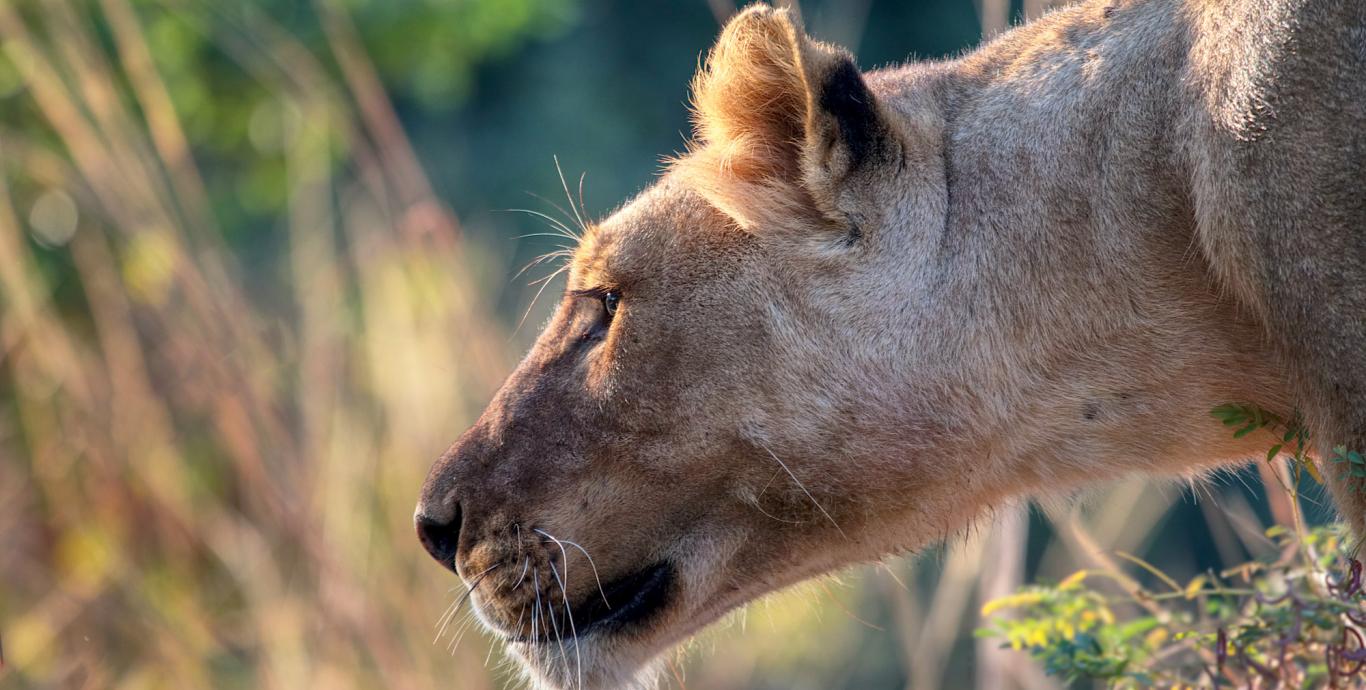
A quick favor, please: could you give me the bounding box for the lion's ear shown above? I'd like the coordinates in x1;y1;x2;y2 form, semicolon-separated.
679;4;899;232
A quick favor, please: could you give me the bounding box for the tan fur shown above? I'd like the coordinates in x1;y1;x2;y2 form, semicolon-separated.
418;2;1365;687
677;7;891;232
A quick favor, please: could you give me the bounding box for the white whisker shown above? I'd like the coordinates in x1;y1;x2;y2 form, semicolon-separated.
760;443;848;539
501;206;580;241
433;597;461;644
534;528;610;608
531;567;542;645
751;501;806;525
513;557;531;589
512;600;527;641
434;562;500;644
484;628;498;668
545;562;574;688
525;191;584;240
553;155;589;233
548;561;584;690
576;171;588;225
513;264;570;337
449;609;481;655
511;247;572;281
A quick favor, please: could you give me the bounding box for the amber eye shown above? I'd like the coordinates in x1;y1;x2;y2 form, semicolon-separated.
602;290;620;317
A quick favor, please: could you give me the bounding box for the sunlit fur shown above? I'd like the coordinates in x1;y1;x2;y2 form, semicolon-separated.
673;7;812;230
418;1;1366;687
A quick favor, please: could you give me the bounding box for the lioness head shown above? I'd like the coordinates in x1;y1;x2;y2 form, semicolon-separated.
416;9;961;684
415;4;1282;688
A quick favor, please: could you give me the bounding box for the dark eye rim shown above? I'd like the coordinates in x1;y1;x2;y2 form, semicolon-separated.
569;286;621;317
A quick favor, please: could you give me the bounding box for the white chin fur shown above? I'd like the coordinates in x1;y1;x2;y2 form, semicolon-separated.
510;638;663;690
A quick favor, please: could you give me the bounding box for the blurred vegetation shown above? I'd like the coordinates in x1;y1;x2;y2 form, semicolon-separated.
983;502;1363;688
0;0;548;687
0;1;1341;689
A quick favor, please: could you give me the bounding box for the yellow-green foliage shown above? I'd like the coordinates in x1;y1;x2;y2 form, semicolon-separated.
983;399;1366;690
982;457;1366;690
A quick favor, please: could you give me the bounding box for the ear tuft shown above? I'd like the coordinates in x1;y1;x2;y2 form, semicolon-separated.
688;5;808;183
674;3;897;233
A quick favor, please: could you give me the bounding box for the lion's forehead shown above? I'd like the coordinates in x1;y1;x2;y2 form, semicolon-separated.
570;175;737;287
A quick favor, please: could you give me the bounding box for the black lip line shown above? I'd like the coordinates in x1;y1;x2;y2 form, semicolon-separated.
509;562;674;642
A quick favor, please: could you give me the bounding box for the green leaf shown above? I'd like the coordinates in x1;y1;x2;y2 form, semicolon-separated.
1117;617;1160;639
1211;404;1241;420
1303;458;1325;484
1211;404;1250;426
1266;444;1283;465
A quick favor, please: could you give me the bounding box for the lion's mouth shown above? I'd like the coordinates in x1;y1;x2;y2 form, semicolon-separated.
512;561;675;642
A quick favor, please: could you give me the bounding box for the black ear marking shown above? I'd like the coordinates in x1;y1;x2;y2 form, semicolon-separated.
818;58;881;171
843;220;862;247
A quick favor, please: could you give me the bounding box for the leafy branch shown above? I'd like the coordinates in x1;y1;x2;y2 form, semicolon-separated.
980;406;1366;688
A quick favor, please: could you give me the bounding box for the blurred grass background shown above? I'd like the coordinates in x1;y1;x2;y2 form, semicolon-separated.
0;1;1331;688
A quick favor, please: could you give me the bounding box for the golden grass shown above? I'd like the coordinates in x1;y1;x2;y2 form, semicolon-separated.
0;2;513;687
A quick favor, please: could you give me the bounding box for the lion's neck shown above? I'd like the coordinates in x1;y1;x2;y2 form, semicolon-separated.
864;0;1291;506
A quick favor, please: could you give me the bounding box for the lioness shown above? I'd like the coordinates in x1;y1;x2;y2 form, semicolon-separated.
416;0;1365;687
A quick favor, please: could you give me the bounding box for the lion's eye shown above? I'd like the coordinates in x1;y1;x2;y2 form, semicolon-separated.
602;290;620;317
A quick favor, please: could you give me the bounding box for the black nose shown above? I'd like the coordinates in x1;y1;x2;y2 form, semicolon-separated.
415;504;462;573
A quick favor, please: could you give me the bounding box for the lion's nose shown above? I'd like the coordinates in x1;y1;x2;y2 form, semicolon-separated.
415;503;462;574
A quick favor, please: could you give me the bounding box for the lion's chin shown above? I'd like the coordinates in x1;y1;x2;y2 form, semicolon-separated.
508;636;665;690
478;561;681;690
